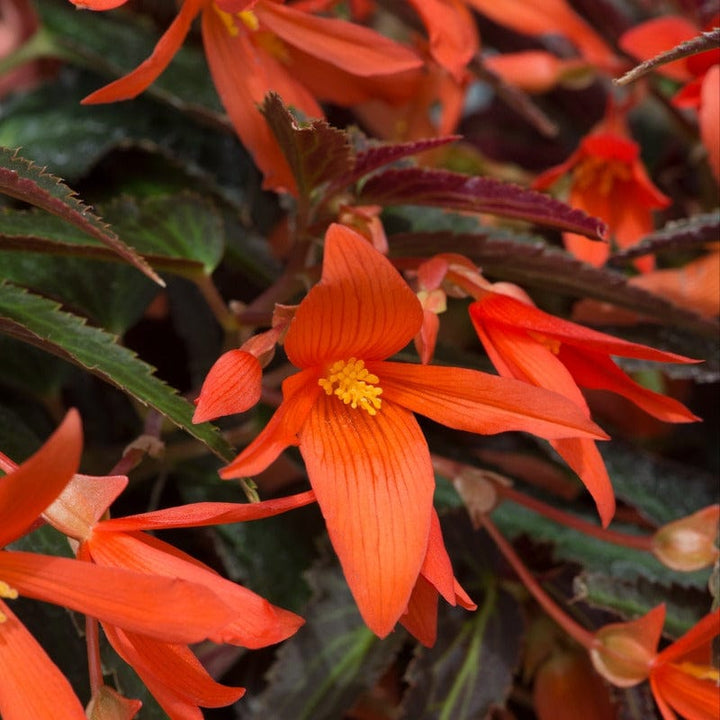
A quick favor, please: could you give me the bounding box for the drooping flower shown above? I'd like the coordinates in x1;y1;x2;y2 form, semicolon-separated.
0;411;236;720
469;287;698;525
42;467;305;718
533;115;671;271
201;223;607;637
76;0;422;193
591;604;720;720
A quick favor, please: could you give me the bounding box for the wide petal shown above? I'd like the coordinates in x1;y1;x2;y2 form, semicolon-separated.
558;346;699;423
193;349;262;423
284;224;423;368
299;394;434;637
0;551;233;643
257;0;422;76
221;369;320;478
0;409;82;547
0;600;86;720
470;293;696;363
375;362;608;440
82;0;205;103
97;489;317;531
651;664;719;720
86;530;303;648
104;626;245;718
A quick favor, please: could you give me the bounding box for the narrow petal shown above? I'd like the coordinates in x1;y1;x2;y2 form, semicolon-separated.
699;65;720;182
299;394;434;637
375;362;608;440
0;551;233;643
87;531;304;648
400;575;440;647
284;225;423;367
651;665;720;720
96;489;317;531
558;346;700;423
193;349;262;423
104;626;245;717
0;600;86;720
82;0;205;103
220;370;320;478
0;409;81;547
656;609;720;665
551;438;615;527
257;1;422;76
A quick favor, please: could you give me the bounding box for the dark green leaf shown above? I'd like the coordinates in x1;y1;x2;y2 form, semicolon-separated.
0;282;234;460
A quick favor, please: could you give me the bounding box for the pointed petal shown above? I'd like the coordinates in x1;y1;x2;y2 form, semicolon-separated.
220;370;320;478
470;293;696;363
299;394;434;637
375;362;608;440
82;0;205;103
0;551;233;642
400;575;440;647
284;224;423;367
104;626;245;716
87;531;304;647
656;609;720;664
0;409;82;547
558;346;700;423
0;600;86;720
97;489;317;531
193;349;262;423
257;1;421;76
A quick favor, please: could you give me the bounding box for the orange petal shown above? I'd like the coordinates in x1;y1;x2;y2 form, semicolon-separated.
193;349;262;423
299;394;434;637
0;600;86;720
558;346;699;423
87;531;304;648
651;664;720;720
400;574;440;647
104;626;245;714
97;489;317;531
0;551;233;643
699;65;720;182
0;409;82;547
221;369;320;478
257;0;422;77
375;362;608;440
82;0;205;103
284;225;423;368
656;608;720;665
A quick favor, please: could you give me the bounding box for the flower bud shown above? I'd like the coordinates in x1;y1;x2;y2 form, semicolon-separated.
652;505;719;571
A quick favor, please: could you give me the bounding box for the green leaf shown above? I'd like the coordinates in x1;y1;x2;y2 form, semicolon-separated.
0;282;234;460
241;559;405;720
0;146;162;285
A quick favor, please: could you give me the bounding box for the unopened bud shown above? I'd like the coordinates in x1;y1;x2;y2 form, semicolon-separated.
652;505;719;572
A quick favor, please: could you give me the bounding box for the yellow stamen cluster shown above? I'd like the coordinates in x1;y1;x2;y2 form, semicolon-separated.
212;6;259;37
674;661;720;683
574;155;631;195
0;581;18;623
319;358;383;415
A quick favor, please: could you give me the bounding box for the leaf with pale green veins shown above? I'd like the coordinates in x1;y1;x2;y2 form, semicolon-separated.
0;282;234;461
0;147;163;285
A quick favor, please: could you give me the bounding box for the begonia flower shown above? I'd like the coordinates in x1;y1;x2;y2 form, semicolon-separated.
469;288;698;525
76;0;422;193
533;116;671;271
203;224;607;638
591;604;720;720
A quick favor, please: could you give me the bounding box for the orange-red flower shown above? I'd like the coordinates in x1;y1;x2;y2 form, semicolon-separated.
469;288;698;526
591;604;720;720
42;468;305;717
533;117;671;271
77;0;422;193
199;224;606;637
0;411;237;720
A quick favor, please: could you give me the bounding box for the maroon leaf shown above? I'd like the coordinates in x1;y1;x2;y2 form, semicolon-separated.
261;93;354;198
0;147;163;285
360;167;607;239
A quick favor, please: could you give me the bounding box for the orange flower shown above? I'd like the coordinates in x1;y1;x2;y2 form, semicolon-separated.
533;118;671;271
620;15;720;182
77;0;421;193
202;224;606;637
42;470;305;717
0;411;236;720
469;288;698;526
591;604;720;720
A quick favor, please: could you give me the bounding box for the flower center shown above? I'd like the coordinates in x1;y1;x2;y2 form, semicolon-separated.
0;581;18;622
212;6;258;37
318;358;383;415
574;155;631;195
674;661;720;683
